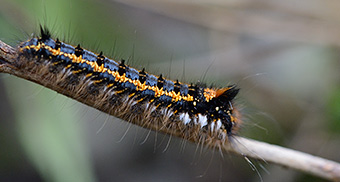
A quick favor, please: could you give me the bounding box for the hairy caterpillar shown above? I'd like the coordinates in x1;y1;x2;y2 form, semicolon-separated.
14;26;241;149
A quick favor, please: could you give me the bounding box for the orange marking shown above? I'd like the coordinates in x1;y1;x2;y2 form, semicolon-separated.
215;87;231;97
203;88;217;102
23;43;195;102
72;70;83;74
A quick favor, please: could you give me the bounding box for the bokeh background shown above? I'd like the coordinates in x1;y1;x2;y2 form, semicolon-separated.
1;0;340;181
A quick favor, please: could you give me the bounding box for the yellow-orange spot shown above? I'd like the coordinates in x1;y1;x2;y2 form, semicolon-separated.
137;97;145;103
107;83;114;88
203;88;217;102
93;80;103;84
72;70;83;74
116;89;125;94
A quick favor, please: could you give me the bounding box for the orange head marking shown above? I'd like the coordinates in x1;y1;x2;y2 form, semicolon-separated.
215;85;239;101
215;87;231;98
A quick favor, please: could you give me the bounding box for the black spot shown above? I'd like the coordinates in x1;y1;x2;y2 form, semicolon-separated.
97;52;105;66
55;39;61;50
188;84;197;97
174;80;180;93
139;68;146;84
75;44;83;57
118;59;126;76
157;74;164;88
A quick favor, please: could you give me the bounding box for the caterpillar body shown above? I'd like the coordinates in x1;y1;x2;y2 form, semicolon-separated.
16;27;241;146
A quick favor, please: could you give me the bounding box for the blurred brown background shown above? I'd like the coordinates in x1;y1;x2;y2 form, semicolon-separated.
1;0;340;181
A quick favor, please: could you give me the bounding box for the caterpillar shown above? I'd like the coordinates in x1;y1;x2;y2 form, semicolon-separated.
14;26;241;148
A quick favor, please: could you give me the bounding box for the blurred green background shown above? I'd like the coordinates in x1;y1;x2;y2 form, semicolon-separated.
1;0;340;181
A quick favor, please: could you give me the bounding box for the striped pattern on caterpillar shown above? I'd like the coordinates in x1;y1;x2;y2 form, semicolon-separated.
16;26;241;146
